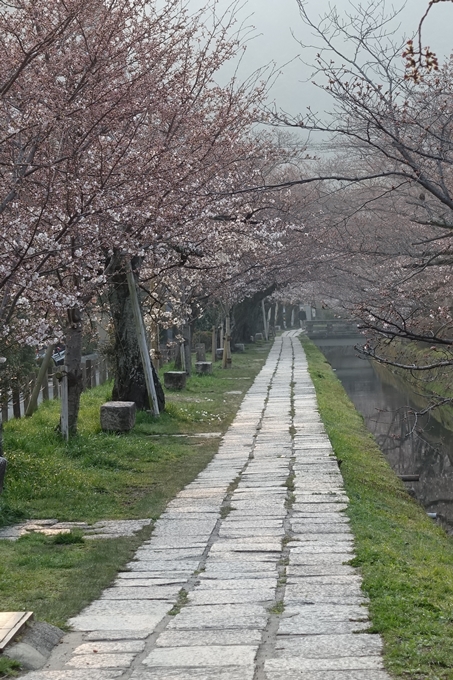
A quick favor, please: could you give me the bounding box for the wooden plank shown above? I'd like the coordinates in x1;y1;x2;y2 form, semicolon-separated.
0;612;34;651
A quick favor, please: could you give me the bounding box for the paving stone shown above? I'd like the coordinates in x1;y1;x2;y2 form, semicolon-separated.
129;667;255;680
66;653;135;668
84;631;150;641
210;541;282;553
125;561;199;572
188;588;274;605
143;645;257;667
73;640;146;654
285;583;366;603
116;574;188;583
291;524;352;535
68;614;166;632
289;544;354;554
277;617;370;636
101;587;180;600
21;673;122;680
286;575;362;586
196;578;276;590
292;504;349;514
265;657;385;672
287;553;353;567
156;630;262;647
264;671;391;680
275;634;383;657
166;604;268;630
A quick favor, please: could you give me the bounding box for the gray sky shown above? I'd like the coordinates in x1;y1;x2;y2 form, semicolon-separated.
188;0;453;123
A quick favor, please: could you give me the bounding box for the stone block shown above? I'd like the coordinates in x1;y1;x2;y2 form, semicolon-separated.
4;622;64;670
216;349;224;359
164;372;187;390
234;344;245;352
100;402;136;432
195;362;212;375
254;333;264;342
195;344;206;361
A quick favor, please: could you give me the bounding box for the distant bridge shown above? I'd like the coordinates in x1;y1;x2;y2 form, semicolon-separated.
305;319;360;340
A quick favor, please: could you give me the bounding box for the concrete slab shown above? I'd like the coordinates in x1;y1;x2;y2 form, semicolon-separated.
130;668;255;680
143;645;257;667
264;671;391;680
166;604;268;631
265;657;385;671
156;630;262;647
66;653;135;668
275;634;383;657
22;672;122;680
72;641;146;654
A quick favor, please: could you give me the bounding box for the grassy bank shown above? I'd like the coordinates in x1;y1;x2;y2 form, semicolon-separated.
0;345;270;637
302;336;453;680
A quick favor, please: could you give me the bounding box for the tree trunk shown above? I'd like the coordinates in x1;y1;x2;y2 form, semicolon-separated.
62;307;83;435
231;285;277;344
108;255;165;411
182;323;192;376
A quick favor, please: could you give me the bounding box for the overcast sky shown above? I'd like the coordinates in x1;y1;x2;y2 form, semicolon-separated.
188;0;453;125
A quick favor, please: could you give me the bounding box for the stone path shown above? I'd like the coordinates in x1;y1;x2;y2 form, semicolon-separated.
22;332;391;680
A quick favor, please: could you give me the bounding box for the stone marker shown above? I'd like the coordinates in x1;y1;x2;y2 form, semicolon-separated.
195;344;206;361
195;362;212;375
100;401;136;432
254;333;264;342
234;344;245;352
164;372;187;390
216;348;224;360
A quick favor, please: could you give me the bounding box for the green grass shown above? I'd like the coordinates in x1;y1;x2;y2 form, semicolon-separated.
0;345;270;641
0;659;20;677
302;336;453;679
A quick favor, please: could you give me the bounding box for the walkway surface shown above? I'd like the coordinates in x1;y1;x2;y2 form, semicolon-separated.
24;332;391;680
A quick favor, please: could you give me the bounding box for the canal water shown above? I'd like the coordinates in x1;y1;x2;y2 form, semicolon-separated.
313;336;453;531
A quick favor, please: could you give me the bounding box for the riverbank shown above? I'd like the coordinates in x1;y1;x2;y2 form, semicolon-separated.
373;339;453;431
302;336;453;679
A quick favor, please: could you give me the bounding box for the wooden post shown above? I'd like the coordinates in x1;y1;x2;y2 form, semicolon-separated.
179;340;186;372
125;260;160;416
26;344;54;417
60;366;69;441
93;357;98;387
23;374;33;414
211;325;217;362
12;388;21;419
222;311;232;369
100;358;107;385
81;362;87;391
42;367;50;401
261;299;268;341
86;359;92;390
52;369;59;399
2;396;8;425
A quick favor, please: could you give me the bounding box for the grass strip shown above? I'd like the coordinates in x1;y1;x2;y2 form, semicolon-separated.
0;345;270;640
302;336;453;680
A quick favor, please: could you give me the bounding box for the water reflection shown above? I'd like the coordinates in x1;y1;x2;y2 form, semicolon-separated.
315;338;453;530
